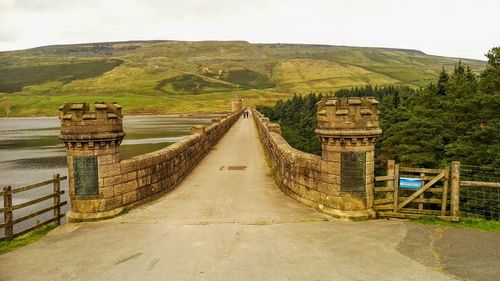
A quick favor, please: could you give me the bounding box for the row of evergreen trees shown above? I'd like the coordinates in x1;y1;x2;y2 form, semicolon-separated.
257;93;324;155
257;47;500;170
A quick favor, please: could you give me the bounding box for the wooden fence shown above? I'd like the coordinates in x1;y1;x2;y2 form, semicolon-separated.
1;174;67;241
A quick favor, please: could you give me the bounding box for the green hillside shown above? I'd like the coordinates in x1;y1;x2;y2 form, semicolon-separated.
0;40;486;116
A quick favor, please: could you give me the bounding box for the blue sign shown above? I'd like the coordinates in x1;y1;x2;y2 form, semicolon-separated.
400;177;422;189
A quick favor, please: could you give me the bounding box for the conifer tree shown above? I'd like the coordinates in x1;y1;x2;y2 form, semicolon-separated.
437;67;449;96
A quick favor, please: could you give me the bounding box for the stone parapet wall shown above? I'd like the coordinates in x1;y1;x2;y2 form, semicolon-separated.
62;102;243;221
252;109;374;218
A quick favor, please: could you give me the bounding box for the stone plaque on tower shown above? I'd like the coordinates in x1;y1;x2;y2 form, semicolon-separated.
340;152;366;192
73;156;99;196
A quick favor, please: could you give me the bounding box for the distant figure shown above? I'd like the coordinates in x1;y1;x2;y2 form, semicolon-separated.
243;110;249;119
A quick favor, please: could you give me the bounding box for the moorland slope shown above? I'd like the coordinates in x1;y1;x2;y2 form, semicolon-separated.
0;40;485;116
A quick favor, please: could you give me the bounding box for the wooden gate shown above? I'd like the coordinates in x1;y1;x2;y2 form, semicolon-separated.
373;160;460;221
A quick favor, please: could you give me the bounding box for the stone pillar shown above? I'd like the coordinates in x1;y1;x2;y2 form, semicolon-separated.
315;97;382;218
231;98;243;113
190;125;206;137
59;102;125;221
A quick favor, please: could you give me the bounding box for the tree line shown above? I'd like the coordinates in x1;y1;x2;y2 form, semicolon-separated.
257;47;500;172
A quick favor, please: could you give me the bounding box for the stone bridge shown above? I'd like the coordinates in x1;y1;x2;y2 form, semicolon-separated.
58;97;381;221
0;98;498;281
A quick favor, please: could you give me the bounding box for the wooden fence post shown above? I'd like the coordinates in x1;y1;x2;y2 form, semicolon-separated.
441;167;450;216
450;161;460;219
386;160;395;199
3;186;13;241
53;174;61;226
419;172;425;210
393;164;400;212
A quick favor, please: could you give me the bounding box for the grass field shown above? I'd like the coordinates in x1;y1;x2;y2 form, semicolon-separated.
155;74;237;94
0;59;122;93
412;216;500;233
0;40;486;116
0;224;56;255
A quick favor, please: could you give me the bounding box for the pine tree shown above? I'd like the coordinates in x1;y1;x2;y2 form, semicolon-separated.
479;46;500;93
437;67;449;96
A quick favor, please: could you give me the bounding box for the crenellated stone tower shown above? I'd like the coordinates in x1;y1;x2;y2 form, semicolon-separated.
315;97;382;217
59;102;125;221
231;98;243;113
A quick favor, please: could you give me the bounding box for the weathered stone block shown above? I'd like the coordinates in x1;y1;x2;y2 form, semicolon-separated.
99;163;121;177
100;187;114;198
307;189;323;202
117;180;138;195
365;174;375;184
98;178;104;188
127;171;137;181
341;197;366;211
122;191;138;205
74;199;98;213
321;150;341;162
366;161;374;175
95;147;119;156
103;175;122;187
320;160;339;174
97;154;113;165
151;182;161;193
297;175;309;187
98;196;122;211
366;151;374;162
120;159;137;173
138;176;151;187
137;168;148;178
316;180;332;194
321;172;341;185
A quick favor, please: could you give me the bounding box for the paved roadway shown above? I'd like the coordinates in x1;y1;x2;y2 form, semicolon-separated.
1;115;498;281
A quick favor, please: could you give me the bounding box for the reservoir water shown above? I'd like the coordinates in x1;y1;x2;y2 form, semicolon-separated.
0;116;211;237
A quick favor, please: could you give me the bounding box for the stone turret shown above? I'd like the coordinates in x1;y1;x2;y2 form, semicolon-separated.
315;97;382;215
231;98;243;113
59;102;125;220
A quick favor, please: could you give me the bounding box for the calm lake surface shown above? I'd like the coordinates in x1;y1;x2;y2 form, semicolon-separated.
0;116;211;236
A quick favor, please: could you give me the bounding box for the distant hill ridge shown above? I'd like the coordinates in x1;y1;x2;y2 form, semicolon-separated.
4;40;481;61
0;40;486;116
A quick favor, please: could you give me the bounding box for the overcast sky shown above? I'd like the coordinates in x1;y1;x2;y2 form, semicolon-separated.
0;0;498;60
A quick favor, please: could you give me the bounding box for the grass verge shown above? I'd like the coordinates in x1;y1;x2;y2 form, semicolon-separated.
412;216;500;233
0;224;56;255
